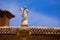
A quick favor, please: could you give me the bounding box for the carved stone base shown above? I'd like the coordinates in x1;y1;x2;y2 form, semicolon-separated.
21;25;28;29
21;25;28;26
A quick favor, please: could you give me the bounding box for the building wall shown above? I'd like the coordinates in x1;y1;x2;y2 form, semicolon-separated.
29;34;60;40
0;17;9;26
0;30;60;40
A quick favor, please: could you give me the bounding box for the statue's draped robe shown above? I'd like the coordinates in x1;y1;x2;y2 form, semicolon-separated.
20;8;28;26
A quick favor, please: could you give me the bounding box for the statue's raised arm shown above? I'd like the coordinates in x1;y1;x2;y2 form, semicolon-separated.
20;7;28;14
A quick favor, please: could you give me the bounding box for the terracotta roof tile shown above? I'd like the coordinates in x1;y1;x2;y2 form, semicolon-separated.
30;27;60;34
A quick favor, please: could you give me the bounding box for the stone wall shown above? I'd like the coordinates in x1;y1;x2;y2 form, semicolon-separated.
0;34;60;40
0;31;60;40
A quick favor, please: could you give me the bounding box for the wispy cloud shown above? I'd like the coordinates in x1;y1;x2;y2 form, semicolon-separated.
28;10;60;27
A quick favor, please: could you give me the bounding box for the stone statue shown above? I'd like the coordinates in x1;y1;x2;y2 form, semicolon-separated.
20;7;28;26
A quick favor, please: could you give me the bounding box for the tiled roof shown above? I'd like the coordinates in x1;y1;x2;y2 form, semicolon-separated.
0;27;18;34
29;27;60;34
0;10;15;19
0;26;60;34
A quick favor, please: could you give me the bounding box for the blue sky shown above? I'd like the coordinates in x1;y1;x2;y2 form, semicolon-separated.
0;0;60;27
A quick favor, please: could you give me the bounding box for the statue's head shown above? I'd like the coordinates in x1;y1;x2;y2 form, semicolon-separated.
24;7;26;10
